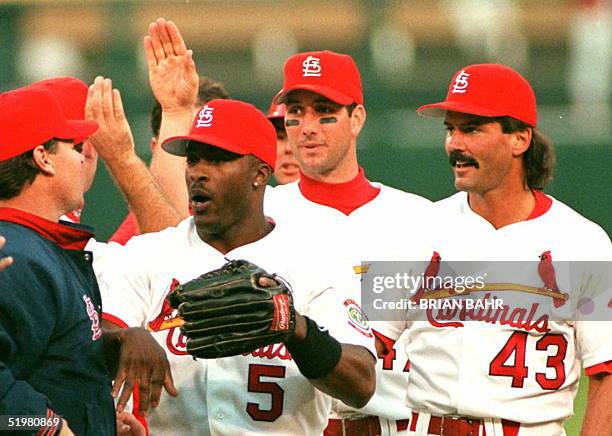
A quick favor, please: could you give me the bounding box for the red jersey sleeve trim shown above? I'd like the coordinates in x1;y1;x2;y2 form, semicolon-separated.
585;360;612;376
101;312;129;329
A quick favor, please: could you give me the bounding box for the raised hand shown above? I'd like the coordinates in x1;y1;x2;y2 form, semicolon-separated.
145;18;199;112
85;76;135;164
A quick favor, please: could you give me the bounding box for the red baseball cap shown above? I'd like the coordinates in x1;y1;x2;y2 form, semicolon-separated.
276;50;363;105
0;86;98;162
29;77;90;144
162;99;277;170
417;64;537;127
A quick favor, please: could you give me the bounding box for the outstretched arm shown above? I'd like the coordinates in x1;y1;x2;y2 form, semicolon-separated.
145;18;199;218
86;76;181;233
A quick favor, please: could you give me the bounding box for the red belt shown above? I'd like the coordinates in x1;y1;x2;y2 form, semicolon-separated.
325;417;410;436
410;412;520;436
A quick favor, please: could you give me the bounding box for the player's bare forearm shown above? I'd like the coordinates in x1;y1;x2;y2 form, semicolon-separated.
86;77;181;232
104;155;181;233
149;109;193;218
581;373;612;436
310;343;376;408
145;18;199;218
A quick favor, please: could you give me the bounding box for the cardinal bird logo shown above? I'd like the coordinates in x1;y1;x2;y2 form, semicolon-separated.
148;279;184;332
538;251;567;307
411;251;441;303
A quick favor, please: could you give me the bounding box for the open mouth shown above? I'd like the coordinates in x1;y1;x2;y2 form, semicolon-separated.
454;161;478;169
190;190;212;212
449;151;479;169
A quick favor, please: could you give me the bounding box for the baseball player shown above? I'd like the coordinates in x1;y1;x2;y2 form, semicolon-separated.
92;97;377;435
265;50;434;435
266;101;300;185
138;18;434;434
109;75;229;245
0;85;173;435
375;64;612;436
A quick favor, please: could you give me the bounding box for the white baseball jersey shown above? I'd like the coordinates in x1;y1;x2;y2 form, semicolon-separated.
89;217;376;436
376;192;612;435
264;180;434;422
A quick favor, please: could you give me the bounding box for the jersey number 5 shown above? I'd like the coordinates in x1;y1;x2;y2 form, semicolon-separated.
489;331;568;389
247;364;286;422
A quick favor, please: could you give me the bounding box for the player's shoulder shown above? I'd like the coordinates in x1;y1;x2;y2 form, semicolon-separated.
433;191;466;211
265;181;300;200
0;221;57;260
545;195;610;242
125;217;193;246
88;217;197;264
373;183;433;207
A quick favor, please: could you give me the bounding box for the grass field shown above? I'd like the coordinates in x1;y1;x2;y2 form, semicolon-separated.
565;373;588;435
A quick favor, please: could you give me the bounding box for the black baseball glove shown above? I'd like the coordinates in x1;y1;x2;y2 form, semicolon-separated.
169;259;296;358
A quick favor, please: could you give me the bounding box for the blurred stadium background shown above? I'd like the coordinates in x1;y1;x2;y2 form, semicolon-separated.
1;1;610;434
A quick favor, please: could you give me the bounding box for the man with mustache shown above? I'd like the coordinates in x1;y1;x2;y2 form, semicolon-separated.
376;64;612;436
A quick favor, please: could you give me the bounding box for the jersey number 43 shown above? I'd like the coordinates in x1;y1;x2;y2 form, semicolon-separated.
489;331;568;390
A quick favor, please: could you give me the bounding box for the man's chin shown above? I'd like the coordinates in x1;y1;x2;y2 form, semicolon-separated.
454;179;473;192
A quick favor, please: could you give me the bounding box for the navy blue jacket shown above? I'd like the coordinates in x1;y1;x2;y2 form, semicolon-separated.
0;208;115;435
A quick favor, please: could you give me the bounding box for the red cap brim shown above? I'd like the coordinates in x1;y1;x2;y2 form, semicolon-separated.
417;101;516;120
162;132;250;157
57;119;99;141
277;84;354;106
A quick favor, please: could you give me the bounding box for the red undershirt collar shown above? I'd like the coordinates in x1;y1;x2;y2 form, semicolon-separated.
298;167;380;215
527;190;552;220
0;207;94;250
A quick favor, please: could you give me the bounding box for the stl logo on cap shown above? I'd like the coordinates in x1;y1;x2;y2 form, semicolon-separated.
302;56;322;77
451;70;471;94
196;106;214;128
